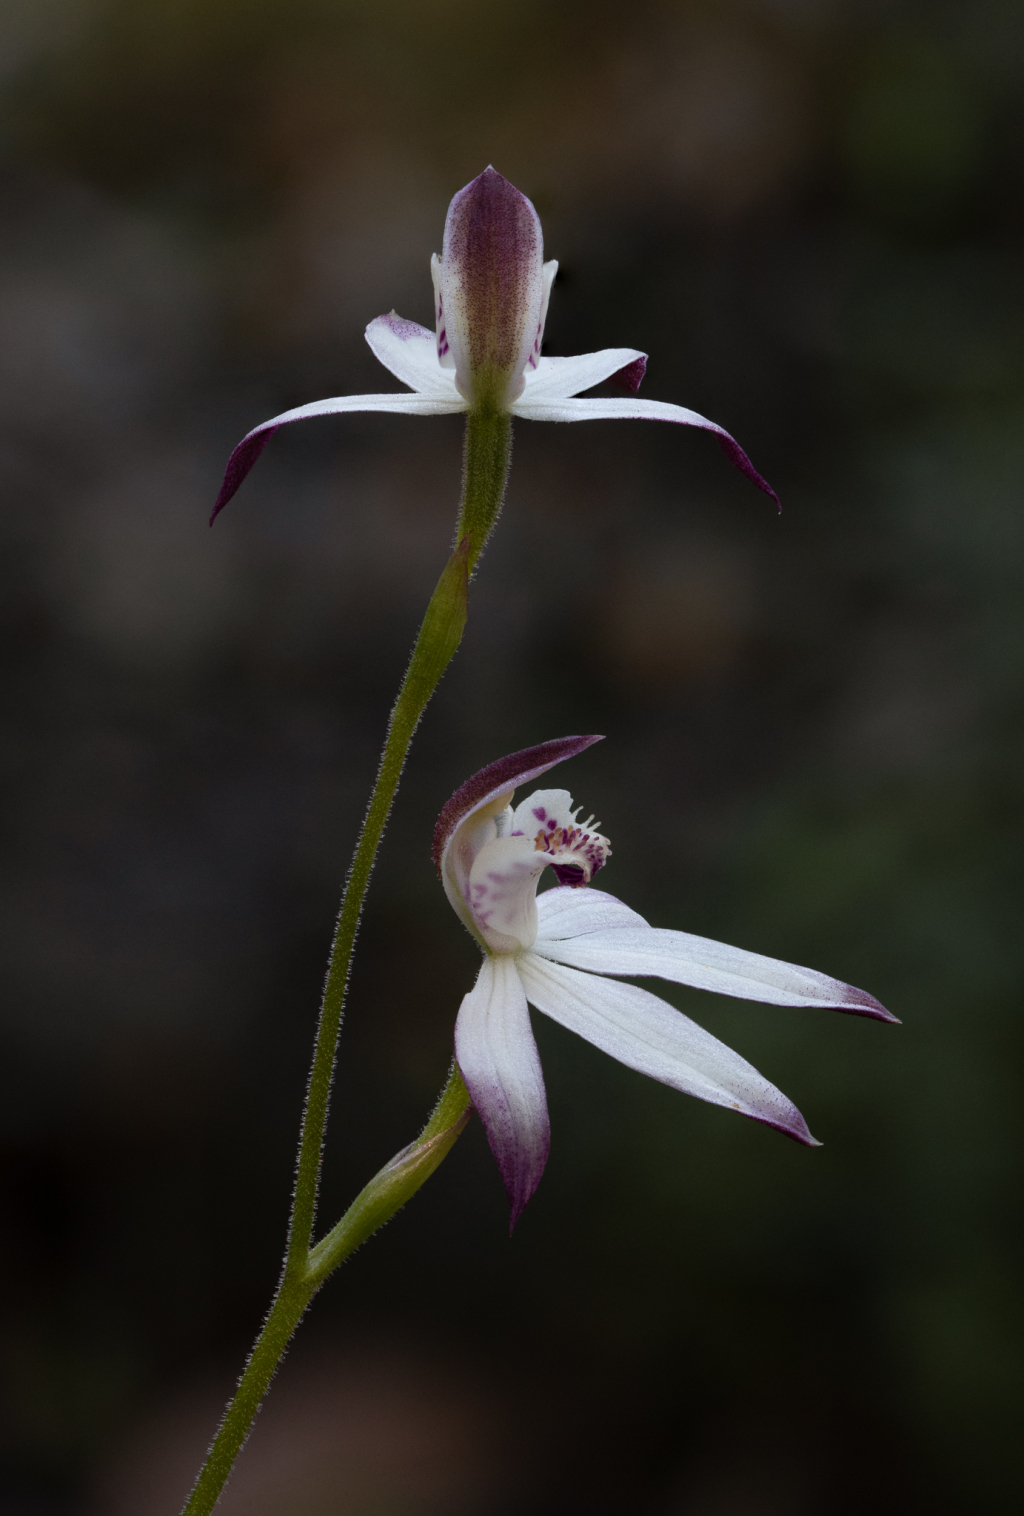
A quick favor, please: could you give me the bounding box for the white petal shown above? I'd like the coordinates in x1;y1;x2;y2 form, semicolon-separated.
364;312;463;397
517;954;815;1143
520;347;647;402
535;885;648;938
455;955;550;1227
430;252;456;368
532;926;895;1022
524;260;559;372
466;833;551;954
506;396;779;504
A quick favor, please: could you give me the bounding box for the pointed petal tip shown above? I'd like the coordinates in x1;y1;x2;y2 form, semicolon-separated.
761;1110;820;1147
367;310;434;343
507;1192;530;1235
613;354;647;394
458;163;524;202
210;424;281;524
840;985;899;1024
502;1150;546;1234
714;435;780;510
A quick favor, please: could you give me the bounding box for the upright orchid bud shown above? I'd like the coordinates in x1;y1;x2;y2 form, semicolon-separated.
431;166;551;410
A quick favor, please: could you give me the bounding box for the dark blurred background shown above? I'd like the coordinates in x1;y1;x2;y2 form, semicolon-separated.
1;1;1022;1512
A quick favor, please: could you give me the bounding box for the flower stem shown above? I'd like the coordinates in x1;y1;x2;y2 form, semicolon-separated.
181;410;511;1514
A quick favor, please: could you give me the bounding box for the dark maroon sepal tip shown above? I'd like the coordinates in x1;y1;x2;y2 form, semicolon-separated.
715;436;780;512
503;1158;547;1236
753;1112;819;1147
613;355;647;394
209;425;280;525
841;988;900;1025
433;734;604;876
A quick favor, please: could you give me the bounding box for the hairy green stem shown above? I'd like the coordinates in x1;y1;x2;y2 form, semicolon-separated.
182;1065;471;1516
181;410;511;1516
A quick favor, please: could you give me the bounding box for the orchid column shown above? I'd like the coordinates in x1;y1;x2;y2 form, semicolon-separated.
184;168;778;1516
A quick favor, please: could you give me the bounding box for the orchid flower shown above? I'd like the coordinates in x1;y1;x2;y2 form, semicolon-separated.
436;736;895;1228
211;166;778;522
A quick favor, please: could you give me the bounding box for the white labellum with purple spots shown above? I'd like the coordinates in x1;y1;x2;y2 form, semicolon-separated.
434;737;897;1229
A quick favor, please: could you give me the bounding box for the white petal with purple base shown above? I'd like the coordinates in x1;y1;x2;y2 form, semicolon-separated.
454;954;550;1229
519;347;648;402
516;953;816;1145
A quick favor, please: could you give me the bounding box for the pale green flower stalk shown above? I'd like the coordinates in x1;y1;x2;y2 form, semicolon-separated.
184;168;777;1515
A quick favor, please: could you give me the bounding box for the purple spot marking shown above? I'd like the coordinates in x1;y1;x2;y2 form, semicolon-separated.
612;355;647;394
210;424;281;525
380;312;434;342
533;807;547;820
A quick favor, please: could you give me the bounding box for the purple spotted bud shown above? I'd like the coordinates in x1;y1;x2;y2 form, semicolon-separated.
431;167;551;410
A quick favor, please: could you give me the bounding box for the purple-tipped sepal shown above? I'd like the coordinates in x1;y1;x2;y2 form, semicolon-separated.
836;984;900;1024
454;955;551;1232
714;435;780;511
210;424;281;525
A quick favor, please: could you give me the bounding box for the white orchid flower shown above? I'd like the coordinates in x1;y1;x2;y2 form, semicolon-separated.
211;166;777;521
435;736;895;1228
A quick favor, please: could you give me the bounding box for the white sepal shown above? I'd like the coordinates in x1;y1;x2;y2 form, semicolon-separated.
516;954;817;1144
454;955;550;1228
532;925;896;1021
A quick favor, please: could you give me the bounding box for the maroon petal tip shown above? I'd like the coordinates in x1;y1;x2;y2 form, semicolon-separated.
433;735;604;876
840;986;900;1024
714;435;780;511
613;355;647;394
502;1129;549;1235
210;425;280;525
754;1108;819;1147
455;1058;548;1235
